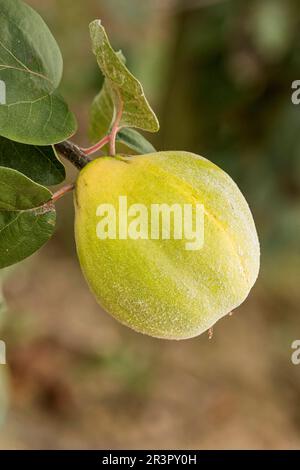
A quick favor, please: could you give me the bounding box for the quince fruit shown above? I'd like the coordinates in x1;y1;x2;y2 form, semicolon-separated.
74;151;260;339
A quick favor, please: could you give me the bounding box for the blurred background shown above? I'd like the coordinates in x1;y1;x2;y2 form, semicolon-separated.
0;0;300;449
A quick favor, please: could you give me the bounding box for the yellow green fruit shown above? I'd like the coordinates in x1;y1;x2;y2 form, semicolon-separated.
74;151;260;339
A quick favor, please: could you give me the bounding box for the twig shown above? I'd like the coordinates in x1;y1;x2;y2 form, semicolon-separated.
55;141;91;170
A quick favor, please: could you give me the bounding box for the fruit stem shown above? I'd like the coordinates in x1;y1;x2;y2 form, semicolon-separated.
55;141;91;169
52;184;75;203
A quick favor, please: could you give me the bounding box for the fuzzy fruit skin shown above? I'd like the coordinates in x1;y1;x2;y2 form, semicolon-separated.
74;151;260;340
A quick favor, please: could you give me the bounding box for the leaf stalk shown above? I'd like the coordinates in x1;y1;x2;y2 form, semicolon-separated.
82;91;124;157
52;184;75;203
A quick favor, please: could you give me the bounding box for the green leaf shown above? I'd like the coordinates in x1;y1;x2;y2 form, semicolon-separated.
0;0;77;145
117;128;156;154
89;50;125;143
89;20;159;138
89;80;114;144
0;136;65;185
0;167;56;269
